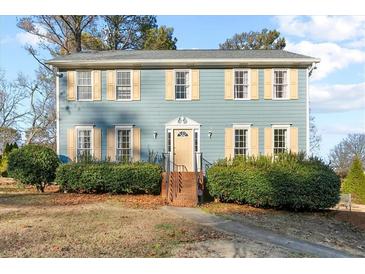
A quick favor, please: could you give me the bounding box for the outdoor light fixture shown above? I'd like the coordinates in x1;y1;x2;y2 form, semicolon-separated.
153;131;158;139
208;130;213;139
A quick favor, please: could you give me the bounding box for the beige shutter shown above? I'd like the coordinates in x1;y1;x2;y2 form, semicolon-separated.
93;128;102;160
165;70;174;100
67;128;76;161
290;127;299;154
133;128;141;161
133;70;141;101
107;70;116;101
67;71;76;101
93;70;102;101
251;127;259;156
264;127;272;156
224;128;233;159
290;69;298;99
251;69;259;100
264;69;272;100
191;69;200;100
224;69;233;100
106;128;115;161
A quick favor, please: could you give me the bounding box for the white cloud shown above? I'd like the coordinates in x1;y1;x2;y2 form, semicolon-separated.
286;40;365;80
15;32;41;47
276;16;365;46
0;35;15;45
321;125;365;135
310;82;365;113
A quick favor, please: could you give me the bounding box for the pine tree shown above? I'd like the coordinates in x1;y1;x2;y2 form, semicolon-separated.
342;155;365;203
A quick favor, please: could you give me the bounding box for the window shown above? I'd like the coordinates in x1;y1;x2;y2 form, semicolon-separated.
234;128;249;156
273;128;288;154
77;127;93;161
234;70;249;99
116;128;132;162
77;71;92;100
116;71;132;100
194;130;199;152
167;130;172;152
273;69;288;99
175;70;190;100
177;131;189;137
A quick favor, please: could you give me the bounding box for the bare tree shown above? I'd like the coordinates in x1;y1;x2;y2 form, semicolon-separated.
309;115;321;155
0;70;27;128
329;134;365;177
17;15;97;55
16;67;56;150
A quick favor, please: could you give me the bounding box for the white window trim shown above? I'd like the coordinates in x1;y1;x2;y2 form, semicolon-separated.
173;69;192;101
272;124;291;154
233;69;251;100
76;70;93;101
115;125;134;161
75;125;94;161
115;70;134;101
233;124;251;156
272;68;290;100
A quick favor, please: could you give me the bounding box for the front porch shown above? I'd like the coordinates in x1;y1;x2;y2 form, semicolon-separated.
161;152;211;207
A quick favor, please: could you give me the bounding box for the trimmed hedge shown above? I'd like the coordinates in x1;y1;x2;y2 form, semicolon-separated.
8;144;59;192
206;154;341;210
55;162;162;195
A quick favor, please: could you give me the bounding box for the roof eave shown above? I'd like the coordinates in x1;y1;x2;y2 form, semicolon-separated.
46;58;320;69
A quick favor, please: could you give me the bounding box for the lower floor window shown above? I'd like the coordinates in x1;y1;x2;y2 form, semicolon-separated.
116;129;131;162
77;128;92;160
273;128;288;154
234;128;248;156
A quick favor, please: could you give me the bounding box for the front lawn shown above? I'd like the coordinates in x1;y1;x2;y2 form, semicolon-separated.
0;179;223;257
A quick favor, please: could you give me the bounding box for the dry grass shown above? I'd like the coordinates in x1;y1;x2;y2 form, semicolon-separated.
202;202;365;257
0;178;226;257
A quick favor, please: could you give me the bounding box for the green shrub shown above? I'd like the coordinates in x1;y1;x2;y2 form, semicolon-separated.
342;156;365;204
0;142;18;177
206;154;341;210
8;144;60;192
55;162;162;195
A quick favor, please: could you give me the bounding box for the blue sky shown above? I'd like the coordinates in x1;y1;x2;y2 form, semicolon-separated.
1;15;364;159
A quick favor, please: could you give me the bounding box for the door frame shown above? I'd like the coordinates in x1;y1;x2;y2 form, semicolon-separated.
165;117;201;170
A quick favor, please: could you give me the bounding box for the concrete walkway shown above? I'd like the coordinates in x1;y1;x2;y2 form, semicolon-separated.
163;206;354;258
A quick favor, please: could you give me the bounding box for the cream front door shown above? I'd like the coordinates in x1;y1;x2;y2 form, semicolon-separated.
173;129;193;171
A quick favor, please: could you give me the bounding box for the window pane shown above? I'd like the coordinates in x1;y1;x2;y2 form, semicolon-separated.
234;129;248;156
274;70;287;99
77;129;92;160
77;86;92;100
234;70;248;99
116;129;131;162
273;128;287;154
175;71;189;99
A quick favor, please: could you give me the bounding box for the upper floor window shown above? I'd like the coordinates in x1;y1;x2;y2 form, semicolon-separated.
116;71;132;100
234;128;249;156
273;69;289;99
116;128;132;162
76;127;93;161
234;69;249;99
273;126;289;154
77;71;92;100
175;70;190;100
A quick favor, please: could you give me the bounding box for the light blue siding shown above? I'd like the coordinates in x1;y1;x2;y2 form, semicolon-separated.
59;68;307;163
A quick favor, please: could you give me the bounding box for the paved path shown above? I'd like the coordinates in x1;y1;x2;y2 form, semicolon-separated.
163;206;354;258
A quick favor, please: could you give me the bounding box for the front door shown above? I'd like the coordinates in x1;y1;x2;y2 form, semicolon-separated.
173;129;193;171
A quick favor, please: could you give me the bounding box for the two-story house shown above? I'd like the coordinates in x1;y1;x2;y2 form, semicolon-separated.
47;50;319;205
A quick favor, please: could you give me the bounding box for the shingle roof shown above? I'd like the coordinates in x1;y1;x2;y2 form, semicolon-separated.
48;49;316;62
